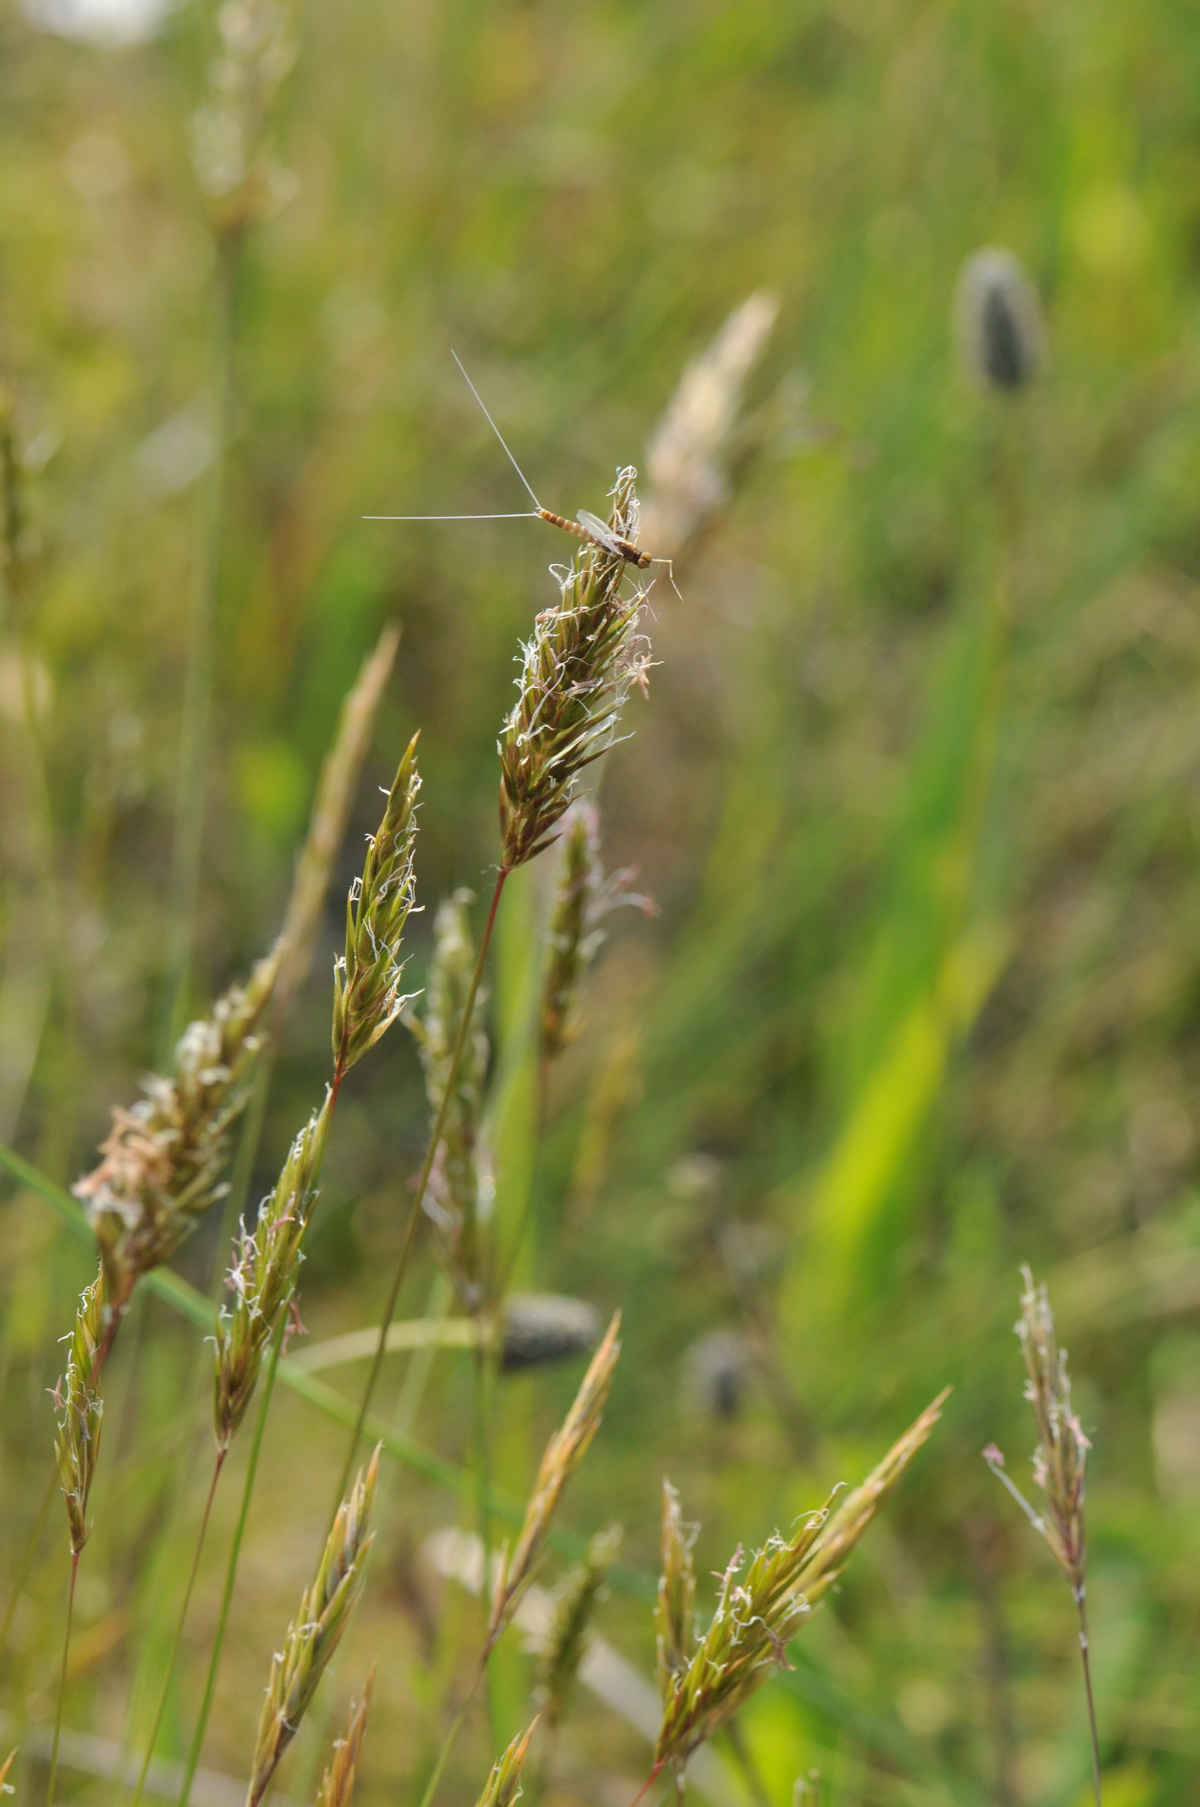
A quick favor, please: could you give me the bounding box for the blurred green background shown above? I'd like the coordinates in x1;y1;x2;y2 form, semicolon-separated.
3;0;1200;1802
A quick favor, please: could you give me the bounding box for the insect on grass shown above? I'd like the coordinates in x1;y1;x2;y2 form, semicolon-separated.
366;354;680;593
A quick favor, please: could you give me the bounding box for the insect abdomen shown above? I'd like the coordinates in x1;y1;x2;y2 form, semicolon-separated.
537;508;589;542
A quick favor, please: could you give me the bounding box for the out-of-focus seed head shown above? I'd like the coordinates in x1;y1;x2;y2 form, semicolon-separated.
408;889;490;1311
191;0;296;236
474;1722;538;1807
682;1329;750;1423
955;247;1043;393
500;1293;602;1372
536;1524;622;1727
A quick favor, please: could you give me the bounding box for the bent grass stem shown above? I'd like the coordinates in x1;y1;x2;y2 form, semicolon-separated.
331;868;509;1512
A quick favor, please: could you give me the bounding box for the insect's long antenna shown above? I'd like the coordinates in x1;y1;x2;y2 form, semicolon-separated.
450;349;544;511
364;512;539;522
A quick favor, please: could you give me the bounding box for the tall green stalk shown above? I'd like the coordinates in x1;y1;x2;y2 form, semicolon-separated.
161;232;240;1056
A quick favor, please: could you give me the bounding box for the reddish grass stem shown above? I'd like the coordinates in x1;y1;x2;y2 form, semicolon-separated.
1077;1593;1103;1807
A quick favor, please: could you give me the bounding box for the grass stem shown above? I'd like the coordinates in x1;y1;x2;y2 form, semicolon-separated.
129;1449;226;1807
46;1551;78;1807
1077;1593;1103;1807
176;1319;284;1807
160;231;240;1056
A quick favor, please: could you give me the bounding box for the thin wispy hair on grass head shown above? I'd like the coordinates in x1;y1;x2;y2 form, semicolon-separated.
407;889;490;1310
650;1392;946;1776
955;247;1043;394
51;1271;105;1557
246;1450;378;1807
332;731;421;1075
498;469;650;871
486;1314;621;1650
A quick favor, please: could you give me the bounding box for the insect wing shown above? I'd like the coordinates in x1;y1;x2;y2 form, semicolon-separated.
575;509;624;555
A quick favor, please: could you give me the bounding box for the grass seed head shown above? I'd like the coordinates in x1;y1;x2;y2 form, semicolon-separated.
314;1672;374;1807
332;733;421;1074
538;802;654;1066
653;1392;946;1772
273;624;401;1028
487;1313;621;1648
955;247;1043;393
641;290;779;559
407;889;489;1309
191;0;296;236
655;1481;697;1701
474;1720;538;1807
51;1270;106;1557
987;1268;1089;1599
246;1449;378;1807
75;947;280;1319
536;1524;622;1727
498;471;649;871
214;1099;331;1449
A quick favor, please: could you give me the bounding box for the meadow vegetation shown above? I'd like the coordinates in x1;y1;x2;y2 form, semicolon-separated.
3;2;1200;1804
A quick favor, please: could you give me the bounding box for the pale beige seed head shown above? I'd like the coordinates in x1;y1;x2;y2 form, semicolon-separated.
641;290;779;559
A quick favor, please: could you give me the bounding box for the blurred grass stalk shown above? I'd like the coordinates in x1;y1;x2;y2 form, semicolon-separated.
118;622;397;1782
162;0;297;1051
0;387;69;1157
780;248;1044;1332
